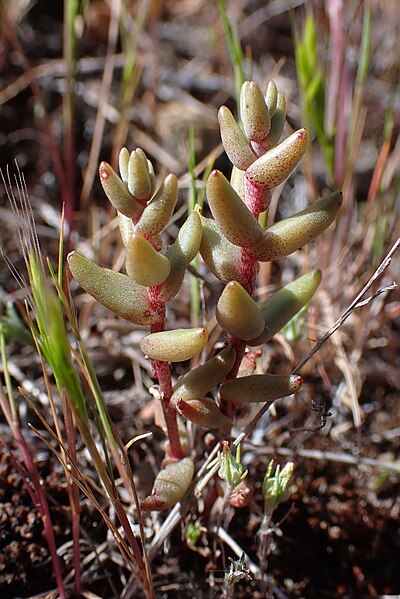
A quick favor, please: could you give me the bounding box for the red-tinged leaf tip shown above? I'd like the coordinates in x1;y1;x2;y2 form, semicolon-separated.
99;162;110;179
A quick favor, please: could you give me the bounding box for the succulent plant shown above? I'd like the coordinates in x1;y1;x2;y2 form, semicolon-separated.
68;79;341;510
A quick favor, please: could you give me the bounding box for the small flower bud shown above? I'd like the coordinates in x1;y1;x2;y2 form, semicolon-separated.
141;458;194;511
220;373;303;404
262;460;294;517
140;327;208;362
125;235;171;287
218;442;248;489
218;106;256;170
216;281;264;340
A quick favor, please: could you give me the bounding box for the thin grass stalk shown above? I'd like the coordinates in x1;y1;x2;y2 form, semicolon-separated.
216;0;246;110
0;388;66;599
188;127;201;328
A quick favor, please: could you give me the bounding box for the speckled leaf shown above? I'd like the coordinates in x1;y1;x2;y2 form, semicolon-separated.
158;211;202;301
251;191;343;262
140;327;208;362
248;270;322;346
216;281;264;340
199;215;245;286
135;174;178;236
246;129;308;190
252;91;286;155
240;81;271;143
127;148;155;204
67;252;158;325
218;106;256;170
206;170;265;251
99;162;144;219
265;81;278;116
125;235;171;286
176;397;232;429
141;458;194;511
171;346;236;404
220;374;303;404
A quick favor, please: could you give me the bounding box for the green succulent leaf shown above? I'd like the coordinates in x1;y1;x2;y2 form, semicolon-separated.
220;373;303;404
140;327;208;362
171;346;236;404
250;191;343;262
67;252;159;325
127;148;155;204
216;281;264;340
248;270;322;346
158;210;202;301
199;215;245;286
246;128;308;190
240;80;271;143
176;397;232;429
141;458;194;511
253;91;286;155
135;174;178;236
264;80;278;116
218;106;256;170
125;235;171;287
99;161;144;219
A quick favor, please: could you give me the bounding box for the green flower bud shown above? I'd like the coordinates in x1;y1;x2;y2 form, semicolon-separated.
206;170;265;250
263;460;294;517
218;442;248;489
158;211;202;301
265;80;278;116
141;457;194;511
99;162;144;219
171;346;236;404
240;81;271;143
220;373;303;404
252;191;343;262
246;129;308;190
140;327;208;362
248;270;322;346
176;397;232;429
125;235;171;287
118;147;130;182
135;174;178;236
199;215;245;286
216;281;264;340
127;148;155;204
218;106;256;170
67;252;158;325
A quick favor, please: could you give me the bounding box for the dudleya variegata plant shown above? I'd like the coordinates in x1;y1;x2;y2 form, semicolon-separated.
68;79;341;511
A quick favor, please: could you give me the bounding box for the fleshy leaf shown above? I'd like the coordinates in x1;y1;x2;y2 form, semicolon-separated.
240;81;271;143
252;91;286;155
220;374;303;404
119;147;129;182
218;106;256;170
250;191;343;262
99;162;144;219
158;211;202;301
125;235;171;286
67;252;158;325
199;215;245;286
246;129;308;190
127;148;155;204
206;170;265;250
176;397;232;429
135;174;178;236
117;211;134;246
141;458;194;511
265;81;278;116
248;270;322;346
171;346;236;404
140;327;208;362
216;281;264;340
